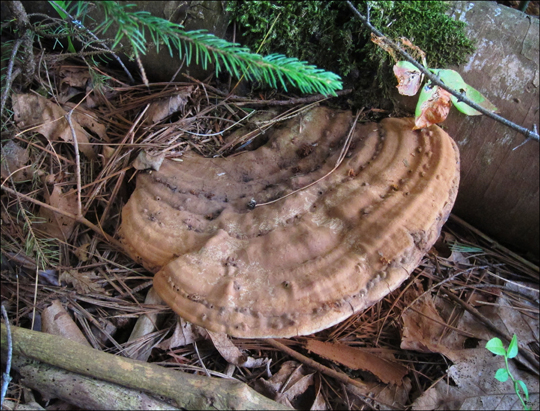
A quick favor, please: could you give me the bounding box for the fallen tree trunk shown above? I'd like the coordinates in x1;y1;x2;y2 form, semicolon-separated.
1;324;290;410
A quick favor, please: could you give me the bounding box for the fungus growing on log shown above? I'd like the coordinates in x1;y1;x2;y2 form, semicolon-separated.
119;107;460;338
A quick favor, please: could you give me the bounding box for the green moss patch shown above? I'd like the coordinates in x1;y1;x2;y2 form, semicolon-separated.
227;1;475;109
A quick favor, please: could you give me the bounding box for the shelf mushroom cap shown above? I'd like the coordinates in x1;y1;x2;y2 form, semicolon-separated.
119;107;460;338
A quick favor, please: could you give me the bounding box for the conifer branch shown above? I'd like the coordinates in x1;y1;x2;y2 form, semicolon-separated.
96;1;342;96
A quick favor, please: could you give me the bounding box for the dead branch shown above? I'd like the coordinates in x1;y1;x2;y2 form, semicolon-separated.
0;324;290;410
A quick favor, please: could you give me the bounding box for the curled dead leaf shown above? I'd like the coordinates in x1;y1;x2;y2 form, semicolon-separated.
42;300;91;346
207;330;269;368
1;140;31;182
12;93;96;159
145;87;193;124
157;317;208;350
59;270;107;295
393;61;423;96
414;84;452;129
254;361;322;409
39;185;78;241
133;150;166;171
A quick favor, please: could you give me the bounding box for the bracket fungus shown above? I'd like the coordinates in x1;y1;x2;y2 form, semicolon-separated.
119;107;460;338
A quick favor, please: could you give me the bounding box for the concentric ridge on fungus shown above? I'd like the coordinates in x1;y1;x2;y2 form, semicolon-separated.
119;107;460;338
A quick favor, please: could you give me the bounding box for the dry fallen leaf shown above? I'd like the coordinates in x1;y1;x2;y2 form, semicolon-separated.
412;348;539;410
74;242;91;262
12;93;96;159
59;269;107;295
132;150;166;171
402;285;539;410
42;300;91;346
254;361;322;410
346;378;412;410
1;139;31;183
63;102;109;142
145;88;193;124
157;317;208;350
207;330;269;368
414;85;452;129
401;293;455;355
39;185;78;241
305;339;408;385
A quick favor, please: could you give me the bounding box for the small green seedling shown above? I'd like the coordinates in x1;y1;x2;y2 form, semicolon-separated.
485;334;531;411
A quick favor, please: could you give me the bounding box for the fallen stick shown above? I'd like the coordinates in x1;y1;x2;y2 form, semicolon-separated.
0;324;290;410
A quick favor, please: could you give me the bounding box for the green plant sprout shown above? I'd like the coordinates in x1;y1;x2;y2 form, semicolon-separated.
48;0;342;96
485;334;531;411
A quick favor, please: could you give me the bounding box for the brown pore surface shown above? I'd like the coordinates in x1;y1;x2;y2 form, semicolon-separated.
119;106;460;338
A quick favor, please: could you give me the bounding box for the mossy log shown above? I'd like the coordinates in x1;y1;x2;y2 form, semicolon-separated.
0;324;290;410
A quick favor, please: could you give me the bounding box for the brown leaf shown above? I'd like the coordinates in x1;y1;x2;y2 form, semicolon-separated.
12;93;96;159
132;150;166;171
59;66;92;89
157;317;208;350
42;300;91;346
207;331;269;368
393;64;423;96
414;86;452;129
305;339;408;385
145;87;193;124
346;378;412;410
412;348;539;410
371;33;399;63
39;185;78;241
254;361;317;409
401;293;454;356
59;270;107;295
74;243;91;262
63;102;109;142
1;139;31;182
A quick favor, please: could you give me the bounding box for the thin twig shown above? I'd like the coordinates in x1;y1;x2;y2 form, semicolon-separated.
443;288;539;374
193;341;211;378
8;2;36;87
65;111;83;217
0;305;13;409
0;38;23;117
345;1;539;143
232;89;353;106
48;2;134;83
449;214;539;275
265;339;399;410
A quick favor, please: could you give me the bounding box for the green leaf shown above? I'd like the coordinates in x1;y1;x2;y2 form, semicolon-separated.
431;68;498;115
397;61;420;71
495;368;509;382
486;338;506;356
507;334;519;359
415;82;437;119
517;380;530;401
